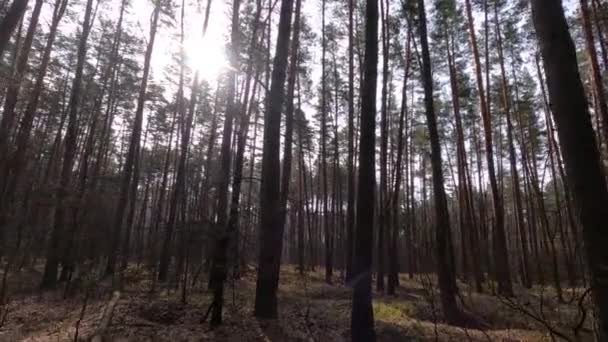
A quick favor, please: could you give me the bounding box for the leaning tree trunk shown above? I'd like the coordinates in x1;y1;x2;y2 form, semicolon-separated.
41;0;95;289
532;0;608;338
0;0;28;58
580;0;608;154
0;0;52;259
0;0;43;197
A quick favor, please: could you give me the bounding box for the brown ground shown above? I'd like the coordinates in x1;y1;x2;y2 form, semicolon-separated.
0;265;595;341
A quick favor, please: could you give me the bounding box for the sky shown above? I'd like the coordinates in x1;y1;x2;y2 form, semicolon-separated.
129;0;229;83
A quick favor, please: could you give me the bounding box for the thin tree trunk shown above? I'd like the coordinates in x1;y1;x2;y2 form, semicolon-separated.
253;0;294;319
464;0;513;296
376;0;389;293
387;33;410;296
106;0;160;276
345;0;355;283
208;0;263;326
319;0;332;284
445;28;483;292
494;5;531;289
158;0;190;281
416;0;461;323
41;0;95;288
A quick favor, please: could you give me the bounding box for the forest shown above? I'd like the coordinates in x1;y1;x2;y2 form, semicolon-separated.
0;0;607;340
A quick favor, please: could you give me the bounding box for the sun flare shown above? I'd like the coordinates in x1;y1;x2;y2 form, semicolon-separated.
185;34;228;83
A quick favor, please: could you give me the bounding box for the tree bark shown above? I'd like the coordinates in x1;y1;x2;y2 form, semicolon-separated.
0;0;28;58
377;0;389;293
350;0;377;339
580;0;608;153
0;0;43;196
253;0;293;319
532;0;608;338
416;0;461;324
345;0;355;283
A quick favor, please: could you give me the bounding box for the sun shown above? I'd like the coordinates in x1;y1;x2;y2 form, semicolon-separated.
184;33;228;83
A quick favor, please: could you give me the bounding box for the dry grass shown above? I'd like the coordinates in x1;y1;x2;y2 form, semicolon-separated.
0;265;595;341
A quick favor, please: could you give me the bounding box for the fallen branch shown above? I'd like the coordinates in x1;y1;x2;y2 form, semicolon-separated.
496;293;573;342
89;291;121;342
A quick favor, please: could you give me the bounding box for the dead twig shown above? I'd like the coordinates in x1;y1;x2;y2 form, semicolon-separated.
496;293;573;342
74;288;91;342
573;287;592;340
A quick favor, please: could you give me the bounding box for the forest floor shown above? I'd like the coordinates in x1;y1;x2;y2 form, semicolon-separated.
0;265;595;341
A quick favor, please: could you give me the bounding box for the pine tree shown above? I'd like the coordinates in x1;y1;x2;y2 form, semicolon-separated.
532;0;608;338
350;0;377;339
254;0;293;319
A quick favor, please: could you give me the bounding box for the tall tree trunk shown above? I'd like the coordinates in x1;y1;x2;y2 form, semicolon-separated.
445;29;483;292
350;0;377;339
0;0;43;196
279;0;301;246
208;0;241;288
158;0;189;281
377;0;389;293
580;0;608;152
120;123;148;273
41;0;95;288
331;52;343;278
208;0;263;326
0;0;59;258
387;34;410;296
0;0;27;57
106;0;160;276
416;0;461;323
320;0;332;284
345;0;355;283
494;5;531;289
463;0;513;296
532;1;608;338
253;0;293;319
